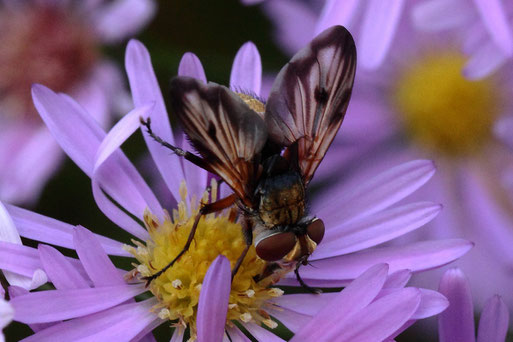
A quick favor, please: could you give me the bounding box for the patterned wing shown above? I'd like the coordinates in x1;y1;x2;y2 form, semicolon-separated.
169;77;267;202
265;25;357;184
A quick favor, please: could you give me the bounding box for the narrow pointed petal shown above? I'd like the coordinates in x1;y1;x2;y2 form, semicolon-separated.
21;300;158;342
38;245;90;289
178;53;207;83
359;0;405;69
306;239;473;280
383;269;412;289
315;160;436;224
464;42;507;80
5;204;130;257
244;323;285;342
8;286;54;333
438;268;475;342
125;40;186;201
292;264;388;340
477;295;509;342
93;0;156;44
317;202;442;259
0;241;47;289
273;292;336;316
472;0;513;56
230;42;262;95
31;84;161;236
412;0;471;31
375;288;448;319
197;256;231;342
11;285;146;324
73;226;124;286
0;299;14;330
315;0;361;36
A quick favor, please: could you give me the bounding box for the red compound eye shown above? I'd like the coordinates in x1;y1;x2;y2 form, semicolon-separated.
255;231;296;262
306;219;325;245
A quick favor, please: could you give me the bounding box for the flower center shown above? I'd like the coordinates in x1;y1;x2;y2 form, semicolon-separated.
0;4;98;119
392;53;501;157
126;181;284;340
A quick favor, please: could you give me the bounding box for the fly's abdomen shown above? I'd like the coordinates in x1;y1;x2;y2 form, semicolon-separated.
258;172;305;227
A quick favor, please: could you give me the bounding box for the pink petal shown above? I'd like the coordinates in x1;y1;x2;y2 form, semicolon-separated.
292;264;388;340
178;52;207;83
197;256;231;342
73;226;125;286
438;268;476;342
11;285;146;324
359;0;405;69
317;202;442;259
472;0;513;56
21;300;158;342
315;160;436;224
412;0;472;31
125;40;186;202
230;42;262;95
5;204;129;257
315;0;361;36
305;239;473;280
38;245;90;289
93;0;156;44
477;295;509;342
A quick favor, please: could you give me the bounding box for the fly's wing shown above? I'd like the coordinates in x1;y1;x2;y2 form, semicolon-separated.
265;25;356;185
169;76;267;203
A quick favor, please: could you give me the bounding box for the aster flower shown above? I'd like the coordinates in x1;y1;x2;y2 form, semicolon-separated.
258;2;513;313
413;0;513;79
438;268;509;342
0;0;156;205
0;32;472;340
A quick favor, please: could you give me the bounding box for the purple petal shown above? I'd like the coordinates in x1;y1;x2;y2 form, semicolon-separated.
21;300;158;342
477;295;509;342
273;292;336;316
315;160;436;224
94;103;155;172
0;299;13;329
495;117;513;150
0;241;47;289
38;245;90;289
31;84;160;238
266;307;311;332
292;264;388;340
305;239;473;280
464;42;507;80
315;0;361;36
5;204;130;257
230;42;262;95
412;0;472;31
11;285;146;324
125;40;186;202
226;327;251;342
178;52;207;83
316;202;442;259
359;0;405;69
197;256;231;342
73;226;125;286
8;287;54;333
438;268;475;342
244;323;285;341
93;0;156;44
383;269;412;289
376;288;448;319
472;0;513;56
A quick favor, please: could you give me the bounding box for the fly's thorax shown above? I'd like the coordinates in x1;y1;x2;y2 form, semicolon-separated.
257;171;305;227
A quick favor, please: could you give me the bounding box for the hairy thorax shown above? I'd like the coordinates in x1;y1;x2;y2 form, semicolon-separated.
257;171;305;227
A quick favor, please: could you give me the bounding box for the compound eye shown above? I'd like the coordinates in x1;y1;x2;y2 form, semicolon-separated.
307;219;325;245
255;231;296;262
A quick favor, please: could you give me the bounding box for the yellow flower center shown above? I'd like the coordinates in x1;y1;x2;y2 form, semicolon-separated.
126;181;284;340
392;53;501;157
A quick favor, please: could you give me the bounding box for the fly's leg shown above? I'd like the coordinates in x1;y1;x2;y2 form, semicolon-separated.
143;194;237;286
140;117;214;173
294;263;322;294
231;216;253;280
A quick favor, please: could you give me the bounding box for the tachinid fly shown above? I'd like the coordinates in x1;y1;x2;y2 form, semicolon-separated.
141;25;356;292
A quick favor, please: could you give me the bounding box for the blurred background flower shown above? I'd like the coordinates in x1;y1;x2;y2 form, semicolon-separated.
247;0;513;325
0;0;155;205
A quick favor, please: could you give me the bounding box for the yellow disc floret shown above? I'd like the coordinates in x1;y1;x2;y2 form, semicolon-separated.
393;52;502;157
125;180;284;340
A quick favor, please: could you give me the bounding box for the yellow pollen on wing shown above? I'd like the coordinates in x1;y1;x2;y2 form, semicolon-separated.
392;53;501;157
125;180;283;340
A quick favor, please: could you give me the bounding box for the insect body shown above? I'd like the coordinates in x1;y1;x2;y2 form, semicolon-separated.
141;25;356;290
